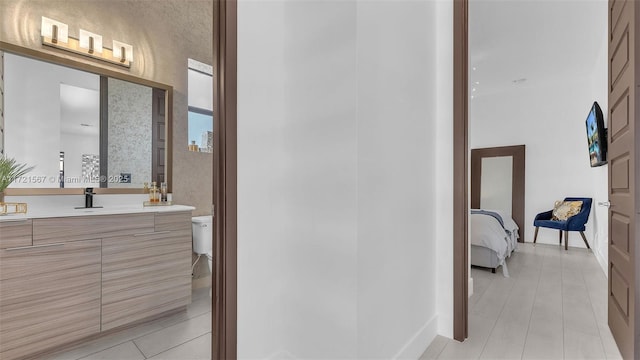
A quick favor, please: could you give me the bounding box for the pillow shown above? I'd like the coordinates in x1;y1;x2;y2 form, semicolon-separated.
552;200;583;221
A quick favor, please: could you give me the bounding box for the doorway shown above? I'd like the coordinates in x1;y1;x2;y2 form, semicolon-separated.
453;0;614;349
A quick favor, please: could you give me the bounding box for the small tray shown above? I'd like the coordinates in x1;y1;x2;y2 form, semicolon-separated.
143;201;173;207
0;202;28;215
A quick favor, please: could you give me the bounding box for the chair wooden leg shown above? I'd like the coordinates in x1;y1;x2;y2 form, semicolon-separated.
579;231;591;249
564;231;569;250
534;227;539;243
558;230;562;245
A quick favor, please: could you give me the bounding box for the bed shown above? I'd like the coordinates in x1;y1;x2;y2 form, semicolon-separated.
470;209;519;276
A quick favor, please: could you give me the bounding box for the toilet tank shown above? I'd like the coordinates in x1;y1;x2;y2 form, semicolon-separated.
192;215;213;255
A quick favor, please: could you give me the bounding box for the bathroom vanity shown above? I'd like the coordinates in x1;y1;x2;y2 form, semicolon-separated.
0;205;194;360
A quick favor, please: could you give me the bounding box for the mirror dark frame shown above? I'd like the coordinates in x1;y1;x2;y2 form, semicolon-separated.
470;144;526;240
0;40;173;195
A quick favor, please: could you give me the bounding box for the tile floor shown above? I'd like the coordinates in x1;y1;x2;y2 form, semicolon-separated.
35;243;620;360
421;243;623;360
41;287;212;360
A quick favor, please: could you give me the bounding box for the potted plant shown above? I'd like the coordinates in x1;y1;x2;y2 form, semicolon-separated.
0;156;34;203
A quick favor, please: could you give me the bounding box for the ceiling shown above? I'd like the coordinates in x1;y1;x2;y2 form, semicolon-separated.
60;83;100;136
469;0;607;98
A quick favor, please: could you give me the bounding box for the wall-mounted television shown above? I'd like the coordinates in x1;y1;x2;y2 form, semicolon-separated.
585;101;607;167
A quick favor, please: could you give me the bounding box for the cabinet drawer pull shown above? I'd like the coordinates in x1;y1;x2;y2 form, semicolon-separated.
5;243;65;251
134;230;171;237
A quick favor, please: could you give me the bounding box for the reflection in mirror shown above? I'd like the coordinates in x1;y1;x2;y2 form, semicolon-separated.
5;52;100;188
60;83;101;188
3;51;166;190
187;60;213;153
106;78;152;188
480;156;513;214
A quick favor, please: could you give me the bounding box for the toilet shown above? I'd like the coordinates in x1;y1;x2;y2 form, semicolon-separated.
191;215;213;281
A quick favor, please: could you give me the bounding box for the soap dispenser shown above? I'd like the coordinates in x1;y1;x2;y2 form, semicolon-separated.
149;182;159;203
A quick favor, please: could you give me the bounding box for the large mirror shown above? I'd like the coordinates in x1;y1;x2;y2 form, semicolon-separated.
470;145;526;240
1;45;171;194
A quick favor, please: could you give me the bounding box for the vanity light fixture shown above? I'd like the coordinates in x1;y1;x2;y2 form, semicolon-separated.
79;29;103;54
40;16;133;69
41;17;69;44
112;40;134;63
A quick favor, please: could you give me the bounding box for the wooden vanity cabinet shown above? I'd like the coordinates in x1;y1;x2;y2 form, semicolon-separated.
0;219;32;249
102;211;192;330
0;239;102;360
0;210;193;360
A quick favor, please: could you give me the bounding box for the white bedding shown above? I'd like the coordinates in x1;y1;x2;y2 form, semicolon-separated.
470;209;519;277
491;209;519;254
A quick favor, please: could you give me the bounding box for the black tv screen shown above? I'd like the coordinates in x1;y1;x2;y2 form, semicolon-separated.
585;101;607;167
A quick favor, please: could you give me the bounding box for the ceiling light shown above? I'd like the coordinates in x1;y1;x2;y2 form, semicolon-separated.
475;81;480;85
472;88;476;92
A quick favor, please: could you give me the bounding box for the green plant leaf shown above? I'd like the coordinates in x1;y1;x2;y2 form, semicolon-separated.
0;156;35;192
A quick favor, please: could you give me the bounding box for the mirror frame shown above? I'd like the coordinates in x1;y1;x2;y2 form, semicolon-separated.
470;144;526;240
0;40;173;195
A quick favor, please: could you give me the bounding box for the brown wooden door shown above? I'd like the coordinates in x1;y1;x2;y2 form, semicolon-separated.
607;1;637;358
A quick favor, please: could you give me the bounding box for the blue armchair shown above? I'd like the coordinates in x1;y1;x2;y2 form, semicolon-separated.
533;197;592;250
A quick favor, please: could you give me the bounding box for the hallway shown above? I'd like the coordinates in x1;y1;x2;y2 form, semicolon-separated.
422;243;621;359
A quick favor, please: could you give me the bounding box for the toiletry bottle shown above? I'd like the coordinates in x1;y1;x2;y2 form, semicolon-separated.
150;181;158;202
160;182;168;202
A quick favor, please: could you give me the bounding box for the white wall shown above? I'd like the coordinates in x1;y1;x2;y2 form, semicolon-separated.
238;0;443;358
588;19;609;272
356;1;438;358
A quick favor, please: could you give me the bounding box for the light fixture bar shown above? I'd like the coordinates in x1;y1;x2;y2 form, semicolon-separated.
42;35;131;68
41;17;132;69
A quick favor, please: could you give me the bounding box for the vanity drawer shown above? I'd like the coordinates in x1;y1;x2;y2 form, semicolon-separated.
33;213;155;245
155;211;192;232
0;219;32;249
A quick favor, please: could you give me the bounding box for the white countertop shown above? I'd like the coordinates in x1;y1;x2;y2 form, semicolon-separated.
0;204;195;222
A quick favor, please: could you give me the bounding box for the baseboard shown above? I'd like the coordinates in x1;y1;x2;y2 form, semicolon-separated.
265;349;297;359
593;247;608;278
392;314;438;359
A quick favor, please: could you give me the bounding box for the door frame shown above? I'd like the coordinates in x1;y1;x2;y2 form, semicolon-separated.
212;0;237;358
453;0;469;342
